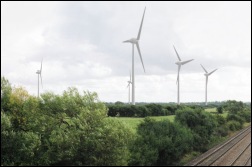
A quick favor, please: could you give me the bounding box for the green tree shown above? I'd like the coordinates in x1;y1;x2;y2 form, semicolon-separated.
129;117;193;166
224;100;245;114
217;106;223;114
1;77;12;112
175;107;217;152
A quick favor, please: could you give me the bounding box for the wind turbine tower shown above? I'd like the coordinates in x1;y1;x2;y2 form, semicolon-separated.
173;46;194;105
36;59;43;98
123;7;146;105
200;64;217;105
127;71;132;104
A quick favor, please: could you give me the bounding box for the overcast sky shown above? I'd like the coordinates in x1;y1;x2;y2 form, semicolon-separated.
2;1;251;103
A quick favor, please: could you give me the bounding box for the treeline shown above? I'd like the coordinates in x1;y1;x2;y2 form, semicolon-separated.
106;103;203;117
1;77;251;166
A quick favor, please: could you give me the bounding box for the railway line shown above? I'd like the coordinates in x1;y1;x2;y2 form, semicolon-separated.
187;125;251;166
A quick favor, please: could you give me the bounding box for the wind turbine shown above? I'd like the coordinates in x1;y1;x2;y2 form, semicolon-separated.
127;71;132;104
200;64;217;105
36;59;43;98
173;45;194;105
123;7;146;105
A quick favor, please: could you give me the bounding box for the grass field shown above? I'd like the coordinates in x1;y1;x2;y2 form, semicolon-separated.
112;115;175;132
205;107;217;113
205;107;228;118
112;108;227;132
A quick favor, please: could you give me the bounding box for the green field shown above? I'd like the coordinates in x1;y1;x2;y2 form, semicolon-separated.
112;108;228;132
205;107;217;113
112;115;175;132
205;107;228;118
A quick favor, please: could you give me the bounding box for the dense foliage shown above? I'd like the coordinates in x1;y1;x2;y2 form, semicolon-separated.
129;118;193;166
1;77;134;166
106;103;203;117
1;77;251;166
175;107;218;152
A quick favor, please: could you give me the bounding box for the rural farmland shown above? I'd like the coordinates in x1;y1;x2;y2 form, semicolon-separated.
2;1;251;166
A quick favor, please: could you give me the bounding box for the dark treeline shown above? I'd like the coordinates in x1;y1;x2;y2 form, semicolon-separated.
105;101;251;117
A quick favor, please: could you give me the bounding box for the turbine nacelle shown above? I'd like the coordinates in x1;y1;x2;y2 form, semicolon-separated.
36;70;41;74
123;38;138;44
175;61;182;65
200;64;217;77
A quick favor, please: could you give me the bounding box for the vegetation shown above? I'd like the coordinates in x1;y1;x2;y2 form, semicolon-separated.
1;77;134;166
129;118;193;166
1;76;251;166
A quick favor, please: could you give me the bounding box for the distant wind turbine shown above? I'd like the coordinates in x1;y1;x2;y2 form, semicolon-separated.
123;7;146;105
173;45;194;105
200;64;217;105
127;71;132;104
36;59;43;98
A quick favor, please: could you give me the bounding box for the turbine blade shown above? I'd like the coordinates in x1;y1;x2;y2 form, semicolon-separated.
123;39;132;43
137;7;146;40
200;64;208;73
173;45;181;61
181;59;194;65
40;58;43;72
208;69;217;76
206;76;208;86
136;42;146;73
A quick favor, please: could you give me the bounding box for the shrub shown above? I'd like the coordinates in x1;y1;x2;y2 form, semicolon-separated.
238;109;251;123
213;125;229;137
214;114;226;126
129;118;193;166
217;106;223;114
227;120;242;131
175;107;217;151
227;114;245;125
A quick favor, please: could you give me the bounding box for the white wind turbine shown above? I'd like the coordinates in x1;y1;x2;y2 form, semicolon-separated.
127;71;132;104
36;59;43;98
123;7;146;105
173;45;194;105
200;64;217;105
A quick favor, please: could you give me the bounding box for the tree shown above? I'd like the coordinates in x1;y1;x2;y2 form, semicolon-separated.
175;107;217;151
1;81;134;166
217;106;223;114
224;100;245;114
1;77;12;112
129;118;193;166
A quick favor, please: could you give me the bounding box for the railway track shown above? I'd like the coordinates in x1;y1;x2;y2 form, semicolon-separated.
187;125;251;166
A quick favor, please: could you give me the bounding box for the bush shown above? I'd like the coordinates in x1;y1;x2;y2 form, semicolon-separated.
129;118;193;166
214;114;226;126
146;103;163;116
175;107;217;151
213;125;229;137
227;120;242;131
227;114;245;125
217;106;223;114
224;100;245;114
238;109;251;123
